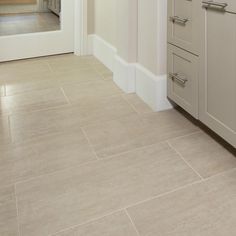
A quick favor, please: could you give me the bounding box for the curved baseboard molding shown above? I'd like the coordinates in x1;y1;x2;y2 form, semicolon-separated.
113;55;136;93
88;34;173;111
135;64;173;111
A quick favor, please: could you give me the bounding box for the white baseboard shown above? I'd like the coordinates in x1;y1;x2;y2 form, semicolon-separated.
88;34;173;111
87;34;116;71
113;55;136;93
135;64;173;111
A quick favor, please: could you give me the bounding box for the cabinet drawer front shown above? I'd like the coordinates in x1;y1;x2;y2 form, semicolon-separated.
199;8;236;147
202;0;236;14
168;0;201;55
167;44;199;118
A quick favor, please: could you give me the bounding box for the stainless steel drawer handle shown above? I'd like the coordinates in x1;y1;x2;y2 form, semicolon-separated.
169;73;188;85
170;16;189;25
202;1;228;9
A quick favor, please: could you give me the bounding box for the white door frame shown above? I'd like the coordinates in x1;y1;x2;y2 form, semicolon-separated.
74;0;88;56
0;0;88;61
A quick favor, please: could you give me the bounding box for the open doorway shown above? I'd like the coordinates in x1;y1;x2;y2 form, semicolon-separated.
0;0;61;36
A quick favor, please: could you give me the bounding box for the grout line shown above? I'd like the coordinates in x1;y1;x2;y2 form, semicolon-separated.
166;130;203;143
45;61;54;73
203;166;236;181
81;127;99;160
7;130;205;187
49;180;202;236
49;166;236;235
13;184;21;236
49;210;124;236
167;140;204;181
125;209;141;236
60;87;71;105
121;94;142;115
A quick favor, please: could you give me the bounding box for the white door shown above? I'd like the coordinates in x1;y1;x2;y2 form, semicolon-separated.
0;0;75;62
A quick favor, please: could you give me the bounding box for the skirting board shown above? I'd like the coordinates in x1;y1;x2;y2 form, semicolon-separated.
135;64;173;111
113;55;136;93
88;34;173;111
87;34;116;71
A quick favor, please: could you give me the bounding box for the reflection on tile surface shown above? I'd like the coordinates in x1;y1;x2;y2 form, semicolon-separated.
0;54;235;236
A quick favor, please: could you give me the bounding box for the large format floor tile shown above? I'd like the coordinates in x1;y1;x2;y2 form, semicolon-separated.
1;88;68;115
123;94;153;114
54;211;138;236
1;54;235;236
0;130;96;187
83;109;199;158
169;132;236;178
128;169;236;236
0;185;18;236
0;60;51;79
15;142;199;236
0;116;11;145
46;55;91;73
10;95;135;143
62;80;122;103
56;68;103;85
5;75;59;96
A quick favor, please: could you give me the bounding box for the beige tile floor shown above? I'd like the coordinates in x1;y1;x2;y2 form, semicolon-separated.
0;12;60;36
0;54;236;236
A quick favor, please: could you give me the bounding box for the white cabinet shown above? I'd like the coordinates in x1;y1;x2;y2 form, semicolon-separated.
167;0;201;55
199;2;236;147
167;0;236;148
167;44;199;118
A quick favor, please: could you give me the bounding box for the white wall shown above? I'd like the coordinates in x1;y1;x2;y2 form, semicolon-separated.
88;0;167;75
93;0;116;47
116;0;137;63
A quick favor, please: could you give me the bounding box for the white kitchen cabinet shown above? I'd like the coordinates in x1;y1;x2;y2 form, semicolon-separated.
167;0;236;148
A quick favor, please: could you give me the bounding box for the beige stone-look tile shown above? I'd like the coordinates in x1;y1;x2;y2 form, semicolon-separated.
5;76;60;96
0;185;18;236
62;80;122;103
54;211;138;236
169;132;236;178
10;96;135;142
1;88;68;115
2;69;54;84
46;55;91;72
123;93;153;114
0;60;51;79
84;56;103;65
128;169;236;236
83;109;199;158
92;63;113;77
15;142;199;236
0;116;11;145
0;130;96;187
56;68;103;85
